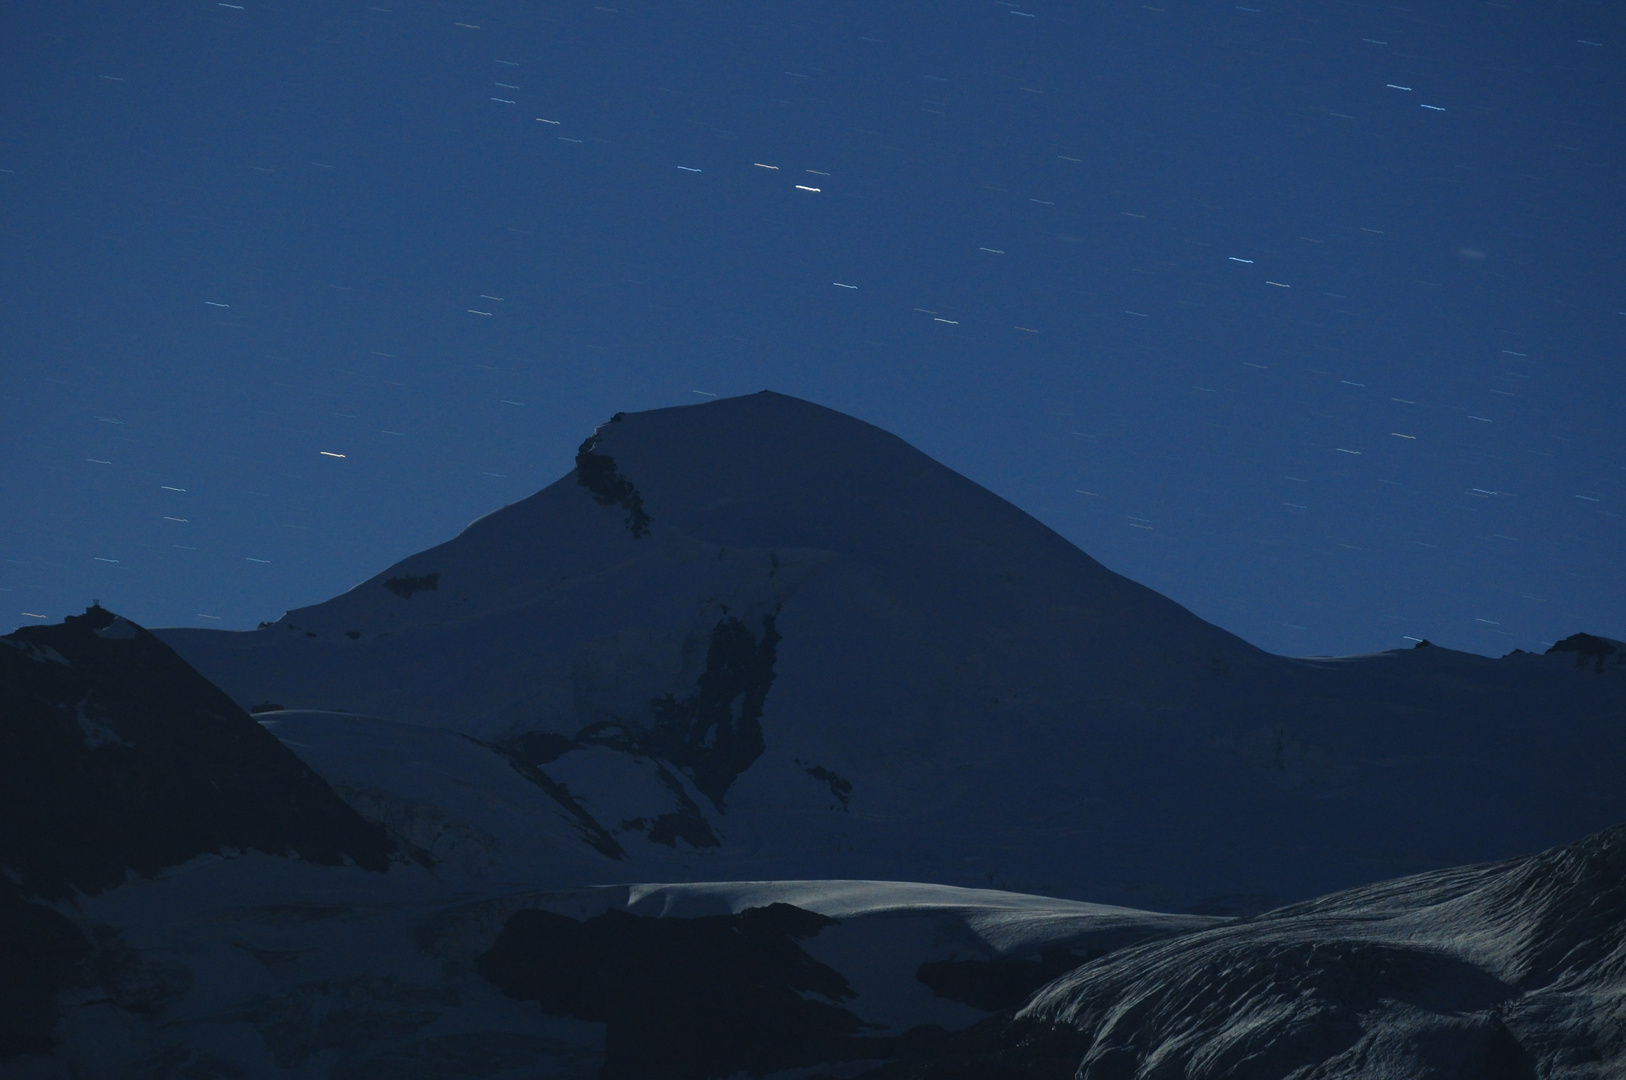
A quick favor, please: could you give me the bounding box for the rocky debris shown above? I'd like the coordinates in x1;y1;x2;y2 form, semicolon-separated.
478;902;877;1080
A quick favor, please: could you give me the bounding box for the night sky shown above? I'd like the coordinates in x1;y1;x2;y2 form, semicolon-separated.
2;0;1621;657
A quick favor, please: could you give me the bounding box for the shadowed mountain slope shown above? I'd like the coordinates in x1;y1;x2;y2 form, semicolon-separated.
156;392;1626;908
1;605;391;901
0;605;393;1058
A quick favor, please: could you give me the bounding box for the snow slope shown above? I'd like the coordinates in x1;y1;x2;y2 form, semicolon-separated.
1014;822;1626;1080
156;392;1626;909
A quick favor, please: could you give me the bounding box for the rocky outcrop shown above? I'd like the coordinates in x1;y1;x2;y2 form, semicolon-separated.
645;611;779;808
478;903;872;1080
576;413;652;538
495;610;781;823
1546;632;1624;674
382;572;440;599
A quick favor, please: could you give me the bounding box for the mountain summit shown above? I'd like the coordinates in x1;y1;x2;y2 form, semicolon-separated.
159;392;1626;908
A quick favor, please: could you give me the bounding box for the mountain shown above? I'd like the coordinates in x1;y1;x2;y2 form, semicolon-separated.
156;391;1626;910
0;605;392;1058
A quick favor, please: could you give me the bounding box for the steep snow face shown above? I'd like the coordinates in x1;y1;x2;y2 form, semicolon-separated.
1017;823;1626;1080
156;393;1626;908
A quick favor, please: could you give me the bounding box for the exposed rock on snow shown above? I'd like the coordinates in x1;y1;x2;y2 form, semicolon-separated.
382;572;440;600
250;710;621;881
576;412;652;538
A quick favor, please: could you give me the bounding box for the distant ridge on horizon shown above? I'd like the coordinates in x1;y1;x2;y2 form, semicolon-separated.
157;390;1626;909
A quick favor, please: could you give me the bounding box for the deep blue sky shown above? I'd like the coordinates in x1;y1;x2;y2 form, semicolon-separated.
3;0;1621;657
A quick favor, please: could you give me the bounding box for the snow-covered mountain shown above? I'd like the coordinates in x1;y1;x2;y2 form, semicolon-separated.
17;393;1625;1071
157;391;1626;910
